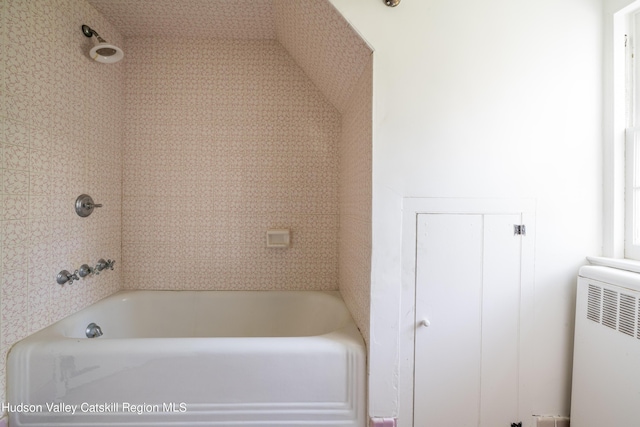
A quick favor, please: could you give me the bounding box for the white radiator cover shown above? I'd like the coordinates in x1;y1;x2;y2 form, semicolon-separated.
571;265;640;427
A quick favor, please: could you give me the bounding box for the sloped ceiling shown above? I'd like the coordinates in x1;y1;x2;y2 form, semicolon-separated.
273;0;371;113
86;0;372;113
86;0;276;39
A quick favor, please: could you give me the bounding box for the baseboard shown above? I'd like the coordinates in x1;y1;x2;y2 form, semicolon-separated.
370;417;397;427
534;416;570;427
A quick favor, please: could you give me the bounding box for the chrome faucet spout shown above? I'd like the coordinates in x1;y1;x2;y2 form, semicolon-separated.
86;323;103;338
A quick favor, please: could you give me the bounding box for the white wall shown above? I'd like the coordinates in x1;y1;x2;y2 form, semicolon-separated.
329;0;603;421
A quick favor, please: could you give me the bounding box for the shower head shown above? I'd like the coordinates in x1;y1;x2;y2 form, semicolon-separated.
82;25;124;64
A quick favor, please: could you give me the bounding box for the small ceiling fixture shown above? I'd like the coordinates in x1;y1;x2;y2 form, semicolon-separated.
384;0;400;7
81;24;124;63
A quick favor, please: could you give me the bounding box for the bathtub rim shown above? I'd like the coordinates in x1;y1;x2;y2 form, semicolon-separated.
9;289;365;342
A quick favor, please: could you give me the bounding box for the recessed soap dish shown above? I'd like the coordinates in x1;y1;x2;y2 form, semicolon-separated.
266;229;290;248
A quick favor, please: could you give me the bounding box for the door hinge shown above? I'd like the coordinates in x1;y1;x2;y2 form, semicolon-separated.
513;224;526;236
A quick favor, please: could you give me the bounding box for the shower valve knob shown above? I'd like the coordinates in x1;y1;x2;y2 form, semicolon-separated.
75;194;103;217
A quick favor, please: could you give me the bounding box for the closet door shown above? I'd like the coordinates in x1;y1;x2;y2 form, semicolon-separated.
413;213;522;427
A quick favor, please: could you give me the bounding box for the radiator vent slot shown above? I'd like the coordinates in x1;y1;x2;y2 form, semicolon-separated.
586;283;640;339
637;298;640;340
587;284;602;323
602;289;618;329
619;294;636;337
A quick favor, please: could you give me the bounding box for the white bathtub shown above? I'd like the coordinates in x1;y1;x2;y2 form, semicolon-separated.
7;291;366;427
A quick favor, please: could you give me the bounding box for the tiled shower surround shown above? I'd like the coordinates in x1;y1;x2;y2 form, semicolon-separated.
0;0;124;402
273;0;373;353
122;38;342;291
0;0;372;404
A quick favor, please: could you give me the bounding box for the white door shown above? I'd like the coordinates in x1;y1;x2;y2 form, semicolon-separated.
414;213;523;427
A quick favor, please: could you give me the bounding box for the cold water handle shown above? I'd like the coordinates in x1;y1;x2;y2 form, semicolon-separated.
94;258;115;274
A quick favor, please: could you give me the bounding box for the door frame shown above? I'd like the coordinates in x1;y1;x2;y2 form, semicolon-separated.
398;198;536;427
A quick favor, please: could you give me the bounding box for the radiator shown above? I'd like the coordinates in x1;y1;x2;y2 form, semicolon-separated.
570;265;640;426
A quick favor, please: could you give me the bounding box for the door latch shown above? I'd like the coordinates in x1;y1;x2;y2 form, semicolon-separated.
513;224;526;236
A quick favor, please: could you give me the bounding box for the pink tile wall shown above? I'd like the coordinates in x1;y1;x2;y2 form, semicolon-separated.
0;0;123;403
122;38;341;290
273;0;373;344
273;0;372;114
339;58;373;346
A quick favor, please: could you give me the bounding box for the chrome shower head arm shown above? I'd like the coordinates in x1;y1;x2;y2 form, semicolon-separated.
81;24;99;39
